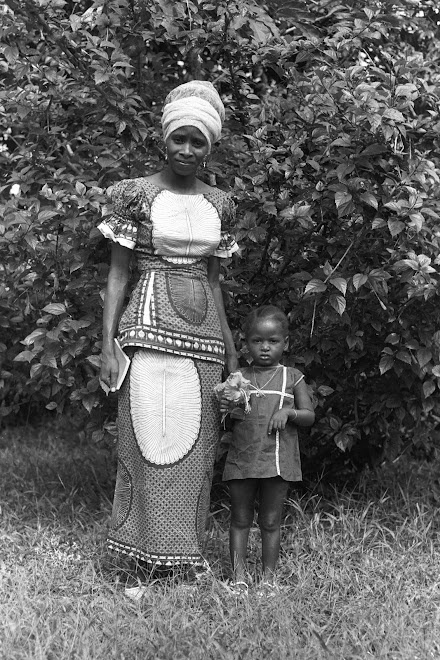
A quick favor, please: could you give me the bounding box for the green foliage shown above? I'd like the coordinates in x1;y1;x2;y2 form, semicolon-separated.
1;0;440;471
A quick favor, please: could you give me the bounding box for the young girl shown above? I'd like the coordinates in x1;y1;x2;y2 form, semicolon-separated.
220;305;315;596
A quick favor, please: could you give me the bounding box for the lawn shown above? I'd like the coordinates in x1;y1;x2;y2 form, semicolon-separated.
1;422;440;659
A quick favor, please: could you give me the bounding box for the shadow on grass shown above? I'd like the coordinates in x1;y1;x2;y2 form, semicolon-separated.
0;419;116;526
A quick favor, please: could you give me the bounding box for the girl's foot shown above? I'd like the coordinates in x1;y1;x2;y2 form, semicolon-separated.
256;580;281;599
227;580;249;597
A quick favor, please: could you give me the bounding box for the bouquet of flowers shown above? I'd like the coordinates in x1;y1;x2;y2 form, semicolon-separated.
214;371;253;423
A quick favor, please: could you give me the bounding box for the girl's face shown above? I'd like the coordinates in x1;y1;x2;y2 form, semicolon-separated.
166;126;209;178
246;318;288;368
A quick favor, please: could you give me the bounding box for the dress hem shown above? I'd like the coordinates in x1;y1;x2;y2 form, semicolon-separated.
108;538;208;567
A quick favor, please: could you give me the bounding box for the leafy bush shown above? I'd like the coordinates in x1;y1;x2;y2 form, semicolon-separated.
1;0;440;473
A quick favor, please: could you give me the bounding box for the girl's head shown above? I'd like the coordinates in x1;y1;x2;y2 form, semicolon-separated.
243;306;289;368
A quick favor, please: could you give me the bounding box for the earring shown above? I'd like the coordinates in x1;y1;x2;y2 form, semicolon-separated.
202;158;207;168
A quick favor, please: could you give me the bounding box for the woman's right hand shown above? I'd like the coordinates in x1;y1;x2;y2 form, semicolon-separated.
100;350;119;393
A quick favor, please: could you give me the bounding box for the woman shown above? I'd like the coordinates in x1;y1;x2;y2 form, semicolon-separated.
98;81;238;590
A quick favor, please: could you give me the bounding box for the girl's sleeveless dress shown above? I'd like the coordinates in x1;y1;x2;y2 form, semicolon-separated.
98;178;238;566
223;366;304;482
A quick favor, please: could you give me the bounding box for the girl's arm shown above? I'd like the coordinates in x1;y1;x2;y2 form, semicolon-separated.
100;243;132;391
268;378;315;433
207;255;238;374
287;378;315;426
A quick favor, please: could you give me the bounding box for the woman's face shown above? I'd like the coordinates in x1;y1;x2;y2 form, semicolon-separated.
166;126;209;177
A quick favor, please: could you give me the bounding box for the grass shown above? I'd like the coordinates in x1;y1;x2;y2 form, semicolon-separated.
1;422;440;659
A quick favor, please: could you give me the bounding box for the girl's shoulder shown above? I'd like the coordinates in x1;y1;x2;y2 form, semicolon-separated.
285;366;305;388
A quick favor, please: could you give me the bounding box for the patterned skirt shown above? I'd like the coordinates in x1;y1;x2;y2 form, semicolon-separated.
107;349;222;566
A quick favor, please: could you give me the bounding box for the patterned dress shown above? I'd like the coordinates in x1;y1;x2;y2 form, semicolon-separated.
223;366;304;482
98;178;238;566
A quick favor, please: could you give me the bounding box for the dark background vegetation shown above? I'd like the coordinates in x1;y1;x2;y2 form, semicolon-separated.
1;0;440;481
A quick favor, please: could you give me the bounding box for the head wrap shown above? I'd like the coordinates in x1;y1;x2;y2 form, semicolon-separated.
161;80;225;153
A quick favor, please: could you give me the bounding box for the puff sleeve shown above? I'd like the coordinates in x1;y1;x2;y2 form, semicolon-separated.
213;194;240;258
98;179;146;250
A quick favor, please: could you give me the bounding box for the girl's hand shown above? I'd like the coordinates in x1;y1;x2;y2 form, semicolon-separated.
220;394;230;414
268;409;290;434
100;351;119;393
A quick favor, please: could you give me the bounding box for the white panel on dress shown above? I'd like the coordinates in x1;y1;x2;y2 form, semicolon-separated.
130;351;201;465
151;191;220;264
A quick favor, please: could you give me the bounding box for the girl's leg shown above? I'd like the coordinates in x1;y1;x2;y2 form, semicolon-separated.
258;477;289;583
228;478;258;583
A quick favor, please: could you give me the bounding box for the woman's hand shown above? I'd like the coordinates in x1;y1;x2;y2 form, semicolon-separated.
100;349;119;393
225;353;239;375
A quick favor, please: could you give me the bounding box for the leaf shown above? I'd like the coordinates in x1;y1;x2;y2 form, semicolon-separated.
42;303;67;315
40;355;57;369
359;192;378;209
384;201;401;213
46;401;58;410
317;385;334;396
352;273;368;290
396;351;411;364
388;219;404;236
383;108;405;122
334;191;353;217
75;181;86;195
423;380;436;399
304;279;327;295
329;277;347;295
379;355;394;374
38;209;60;221
432;366;440;378
329;415;341;431
417;348;432;368
30;364;45;379
86;355;102;369
14;350;36;362
395;83;418;97
22;328;47;346
385;333;399;345
360;144;388;156
329;294;346;315
334;428;356;452
82;393;97;413
95;70;110;85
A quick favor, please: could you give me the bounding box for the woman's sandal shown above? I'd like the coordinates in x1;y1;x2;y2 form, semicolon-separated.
124;584;147;601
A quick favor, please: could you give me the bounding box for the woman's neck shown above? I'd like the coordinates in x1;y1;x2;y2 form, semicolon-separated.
155;167;200;194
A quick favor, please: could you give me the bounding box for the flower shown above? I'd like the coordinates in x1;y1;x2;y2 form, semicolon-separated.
214;371;252;421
